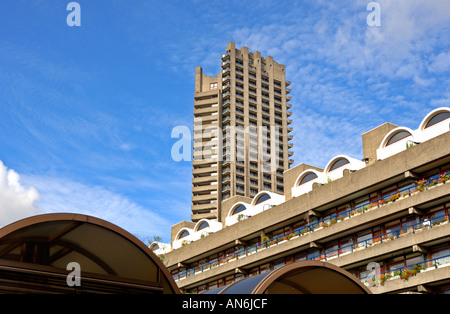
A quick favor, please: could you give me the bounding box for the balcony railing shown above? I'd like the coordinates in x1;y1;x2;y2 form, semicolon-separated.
173;212;449;282
359;254;450;287
171;172;450;282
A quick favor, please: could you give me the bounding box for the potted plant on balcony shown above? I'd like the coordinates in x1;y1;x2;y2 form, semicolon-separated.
237;214;246;222
438;173;450;185
269;239;277;246
415;179;427;192
391;193;401;202
428;179;439;189
261;236;270;249
380;273;393;286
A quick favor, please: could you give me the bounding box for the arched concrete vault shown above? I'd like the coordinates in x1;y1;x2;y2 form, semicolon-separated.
0;213;180;294
204;261;372;294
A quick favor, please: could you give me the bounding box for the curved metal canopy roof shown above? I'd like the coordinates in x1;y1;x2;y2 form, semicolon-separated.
0;213;180;294
204;260;372;294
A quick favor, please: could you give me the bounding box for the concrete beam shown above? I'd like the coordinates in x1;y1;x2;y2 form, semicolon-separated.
405;171;421;180
408;206;425;215
305;210;321;223
235;239;247;246
417;284;433;294
413;244;428;254
235;268;247;275
310;241;323;249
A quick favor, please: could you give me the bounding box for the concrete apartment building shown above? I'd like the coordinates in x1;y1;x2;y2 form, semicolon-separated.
150;43;450;295
153;106;450;294
190;42;294;223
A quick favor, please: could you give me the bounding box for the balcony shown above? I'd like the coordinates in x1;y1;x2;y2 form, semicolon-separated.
286;80;291;86
287;103;292;109
191;194;217;202
193;106;218;116
191;184;217;193
287;126;293;133
286;88;291;94
221;174;231;182
191;203;218;212
174;177;450;285
192;175;217;185
192;166;217;175
286;95;292;101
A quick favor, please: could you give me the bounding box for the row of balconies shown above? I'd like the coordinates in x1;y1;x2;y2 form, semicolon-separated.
184;147;450;262
221;65;291;94
174;181;450;289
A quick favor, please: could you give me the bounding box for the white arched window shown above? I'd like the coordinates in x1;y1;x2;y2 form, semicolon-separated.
178;230;190;239
254;193;271;205
231;204;247;215
328;158;350;172
377;127;416;160
385;130;413;146
424;111;450;129
418;107;450;142
298;172;318;186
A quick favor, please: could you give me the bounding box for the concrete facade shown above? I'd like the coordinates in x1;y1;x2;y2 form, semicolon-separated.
190;42;293;223
160;107;450;294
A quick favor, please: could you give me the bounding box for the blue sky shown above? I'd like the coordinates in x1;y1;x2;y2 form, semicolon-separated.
0;0;449;244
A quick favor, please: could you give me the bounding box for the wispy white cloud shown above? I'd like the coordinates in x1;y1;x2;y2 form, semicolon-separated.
0;161;43;228
215;0;450;167
21;174;174;242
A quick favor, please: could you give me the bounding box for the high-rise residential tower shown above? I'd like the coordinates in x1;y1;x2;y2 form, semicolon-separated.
191;42;294;222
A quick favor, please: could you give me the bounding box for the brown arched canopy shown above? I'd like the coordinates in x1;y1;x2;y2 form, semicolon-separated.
204;260;372;294
0;213;180;294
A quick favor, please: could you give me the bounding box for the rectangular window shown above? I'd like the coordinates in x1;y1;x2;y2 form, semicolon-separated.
356;231;373;248
431;247;450;267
